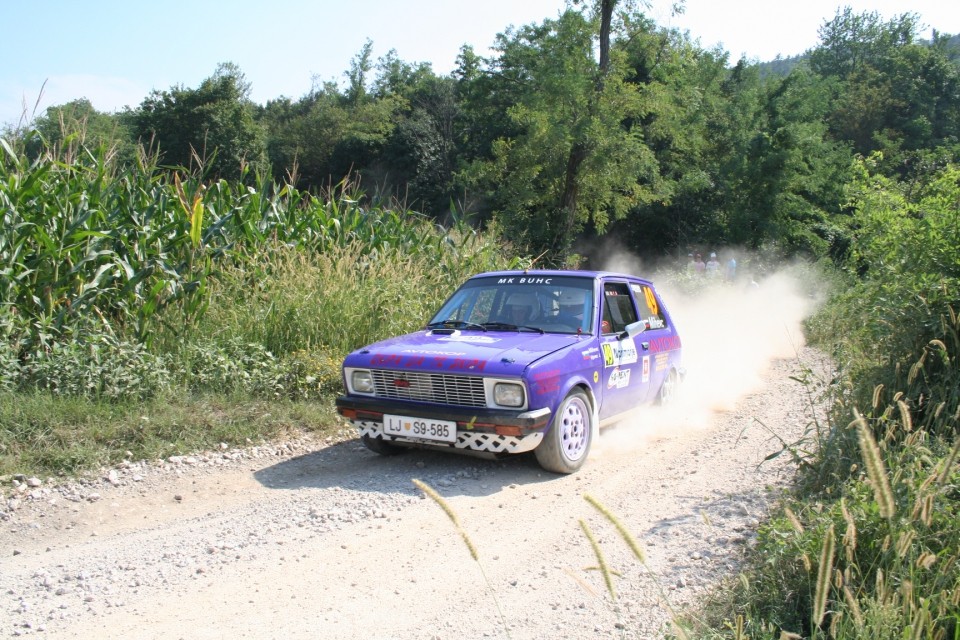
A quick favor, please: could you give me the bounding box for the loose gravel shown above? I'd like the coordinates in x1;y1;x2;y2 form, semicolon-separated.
0;344;834;639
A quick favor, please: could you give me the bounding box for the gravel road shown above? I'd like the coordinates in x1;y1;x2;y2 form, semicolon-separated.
1;277;832;639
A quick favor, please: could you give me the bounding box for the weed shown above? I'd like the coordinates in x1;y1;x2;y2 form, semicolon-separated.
412;479;508;637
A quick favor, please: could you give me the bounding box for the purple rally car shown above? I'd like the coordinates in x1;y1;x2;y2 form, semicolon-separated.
335;270;683;474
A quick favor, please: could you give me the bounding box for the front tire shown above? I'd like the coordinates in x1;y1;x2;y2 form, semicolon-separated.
534;389;593;474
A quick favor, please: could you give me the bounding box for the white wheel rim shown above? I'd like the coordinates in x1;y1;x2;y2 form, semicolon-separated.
559;396;589;461
660;370;677;403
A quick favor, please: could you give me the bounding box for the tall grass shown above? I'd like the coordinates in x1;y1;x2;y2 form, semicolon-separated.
184;234;517;360
687;329;960;637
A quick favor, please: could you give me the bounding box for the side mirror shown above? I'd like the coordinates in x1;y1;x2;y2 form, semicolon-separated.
621;320;647;339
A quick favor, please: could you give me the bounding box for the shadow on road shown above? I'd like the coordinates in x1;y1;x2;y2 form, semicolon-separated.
253;436;560;498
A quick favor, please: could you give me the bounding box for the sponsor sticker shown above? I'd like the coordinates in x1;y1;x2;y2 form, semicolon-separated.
381;351;488;371
532;369;561;395
643;287;659;316
642;356;650;383
655;352;669;372
496;277;553;284
649;335;682;352
401;349;466;356
601;338;639;368
607;367;631;389
438;335;501;344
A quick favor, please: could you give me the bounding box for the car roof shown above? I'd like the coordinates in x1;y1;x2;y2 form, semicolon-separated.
467;269;655;286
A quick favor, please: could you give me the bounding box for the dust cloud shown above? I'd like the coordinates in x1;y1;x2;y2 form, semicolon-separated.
591;253;821;458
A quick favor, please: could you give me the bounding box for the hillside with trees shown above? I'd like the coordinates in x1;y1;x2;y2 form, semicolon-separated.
2;1;959;637
10;5;957;266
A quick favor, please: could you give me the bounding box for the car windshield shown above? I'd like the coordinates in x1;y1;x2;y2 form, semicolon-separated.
428;276;595;335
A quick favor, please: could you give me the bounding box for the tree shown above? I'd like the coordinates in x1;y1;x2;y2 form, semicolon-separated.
810;9;960;163
346;40;374;105
611;15;732;255
25;98;135;166
731;68;852;255
377;73;459;216
133;62;266;180
609;17;854;259
463;5;661;264
261;84;402;192
809;8;917;80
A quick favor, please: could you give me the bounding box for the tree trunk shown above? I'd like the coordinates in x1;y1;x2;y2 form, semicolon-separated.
599;0;613;76
552;0;615;263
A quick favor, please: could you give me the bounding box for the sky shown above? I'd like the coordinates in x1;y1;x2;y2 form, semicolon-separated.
2;0;957;128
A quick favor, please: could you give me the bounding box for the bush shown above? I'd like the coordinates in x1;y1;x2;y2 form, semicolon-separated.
0;340;19;392
19;332;173;401
179;338;339;400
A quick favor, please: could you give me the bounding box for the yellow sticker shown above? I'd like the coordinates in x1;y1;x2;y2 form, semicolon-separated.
643;286;659;316
593;371;599;383
602;343;614;367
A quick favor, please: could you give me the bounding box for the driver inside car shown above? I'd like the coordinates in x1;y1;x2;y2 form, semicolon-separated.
504;292;538;325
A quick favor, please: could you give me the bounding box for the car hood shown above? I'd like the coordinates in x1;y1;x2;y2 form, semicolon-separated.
343;329;584;377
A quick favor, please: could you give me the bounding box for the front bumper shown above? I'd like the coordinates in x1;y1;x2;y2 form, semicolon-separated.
335;395;552;433
336;395;552;454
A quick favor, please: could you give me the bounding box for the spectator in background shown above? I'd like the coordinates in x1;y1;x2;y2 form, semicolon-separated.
694;253;705;275
706;252;720;276
686;253;696;272
726;254;737;282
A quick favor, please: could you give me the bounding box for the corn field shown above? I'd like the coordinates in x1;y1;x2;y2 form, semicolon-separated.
1;136;506;346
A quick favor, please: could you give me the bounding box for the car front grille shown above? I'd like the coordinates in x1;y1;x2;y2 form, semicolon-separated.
370;369;487;407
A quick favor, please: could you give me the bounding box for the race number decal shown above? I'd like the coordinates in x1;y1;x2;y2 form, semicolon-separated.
643;286;659;317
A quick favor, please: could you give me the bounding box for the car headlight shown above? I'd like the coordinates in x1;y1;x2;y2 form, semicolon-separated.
493;382;525;407
351;370;374;394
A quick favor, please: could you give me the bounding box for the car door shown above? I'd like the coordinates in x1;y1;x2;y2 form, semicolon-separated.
628;281;677;404
597;279;652;421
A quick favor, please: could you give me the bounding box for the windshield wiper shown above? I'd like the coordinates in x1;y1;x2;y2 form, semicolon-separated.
517;325;545;334
426;320;487;331
480;322;544;334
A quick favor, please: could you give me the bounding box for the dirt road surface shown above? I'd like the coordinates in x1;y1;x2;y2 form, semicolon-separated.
1;276;831;639
1;344;831;640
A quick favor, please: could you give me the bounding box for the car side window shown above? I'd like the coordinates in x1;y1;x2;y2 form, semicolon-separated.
601;282;638;334
633;284;667;330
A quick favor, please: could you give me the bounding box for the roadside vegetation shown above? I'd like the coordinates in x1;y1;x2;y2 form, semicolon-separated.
2;0;959;636
0;138;523;475
683;159;960;638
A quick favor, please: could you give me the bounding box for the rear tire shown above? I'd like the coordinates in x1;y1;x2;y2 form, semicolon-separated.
361;434;405;456
657;368;679;405
534;389;593;474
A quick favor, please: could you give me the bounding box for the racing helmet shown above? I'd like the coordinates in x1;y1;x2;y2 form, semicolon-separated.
505;292;538;323
558;288;586;312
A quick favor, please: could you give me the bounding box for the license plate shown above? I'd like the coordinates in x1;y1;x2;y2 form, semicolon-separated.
383;415;457;443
